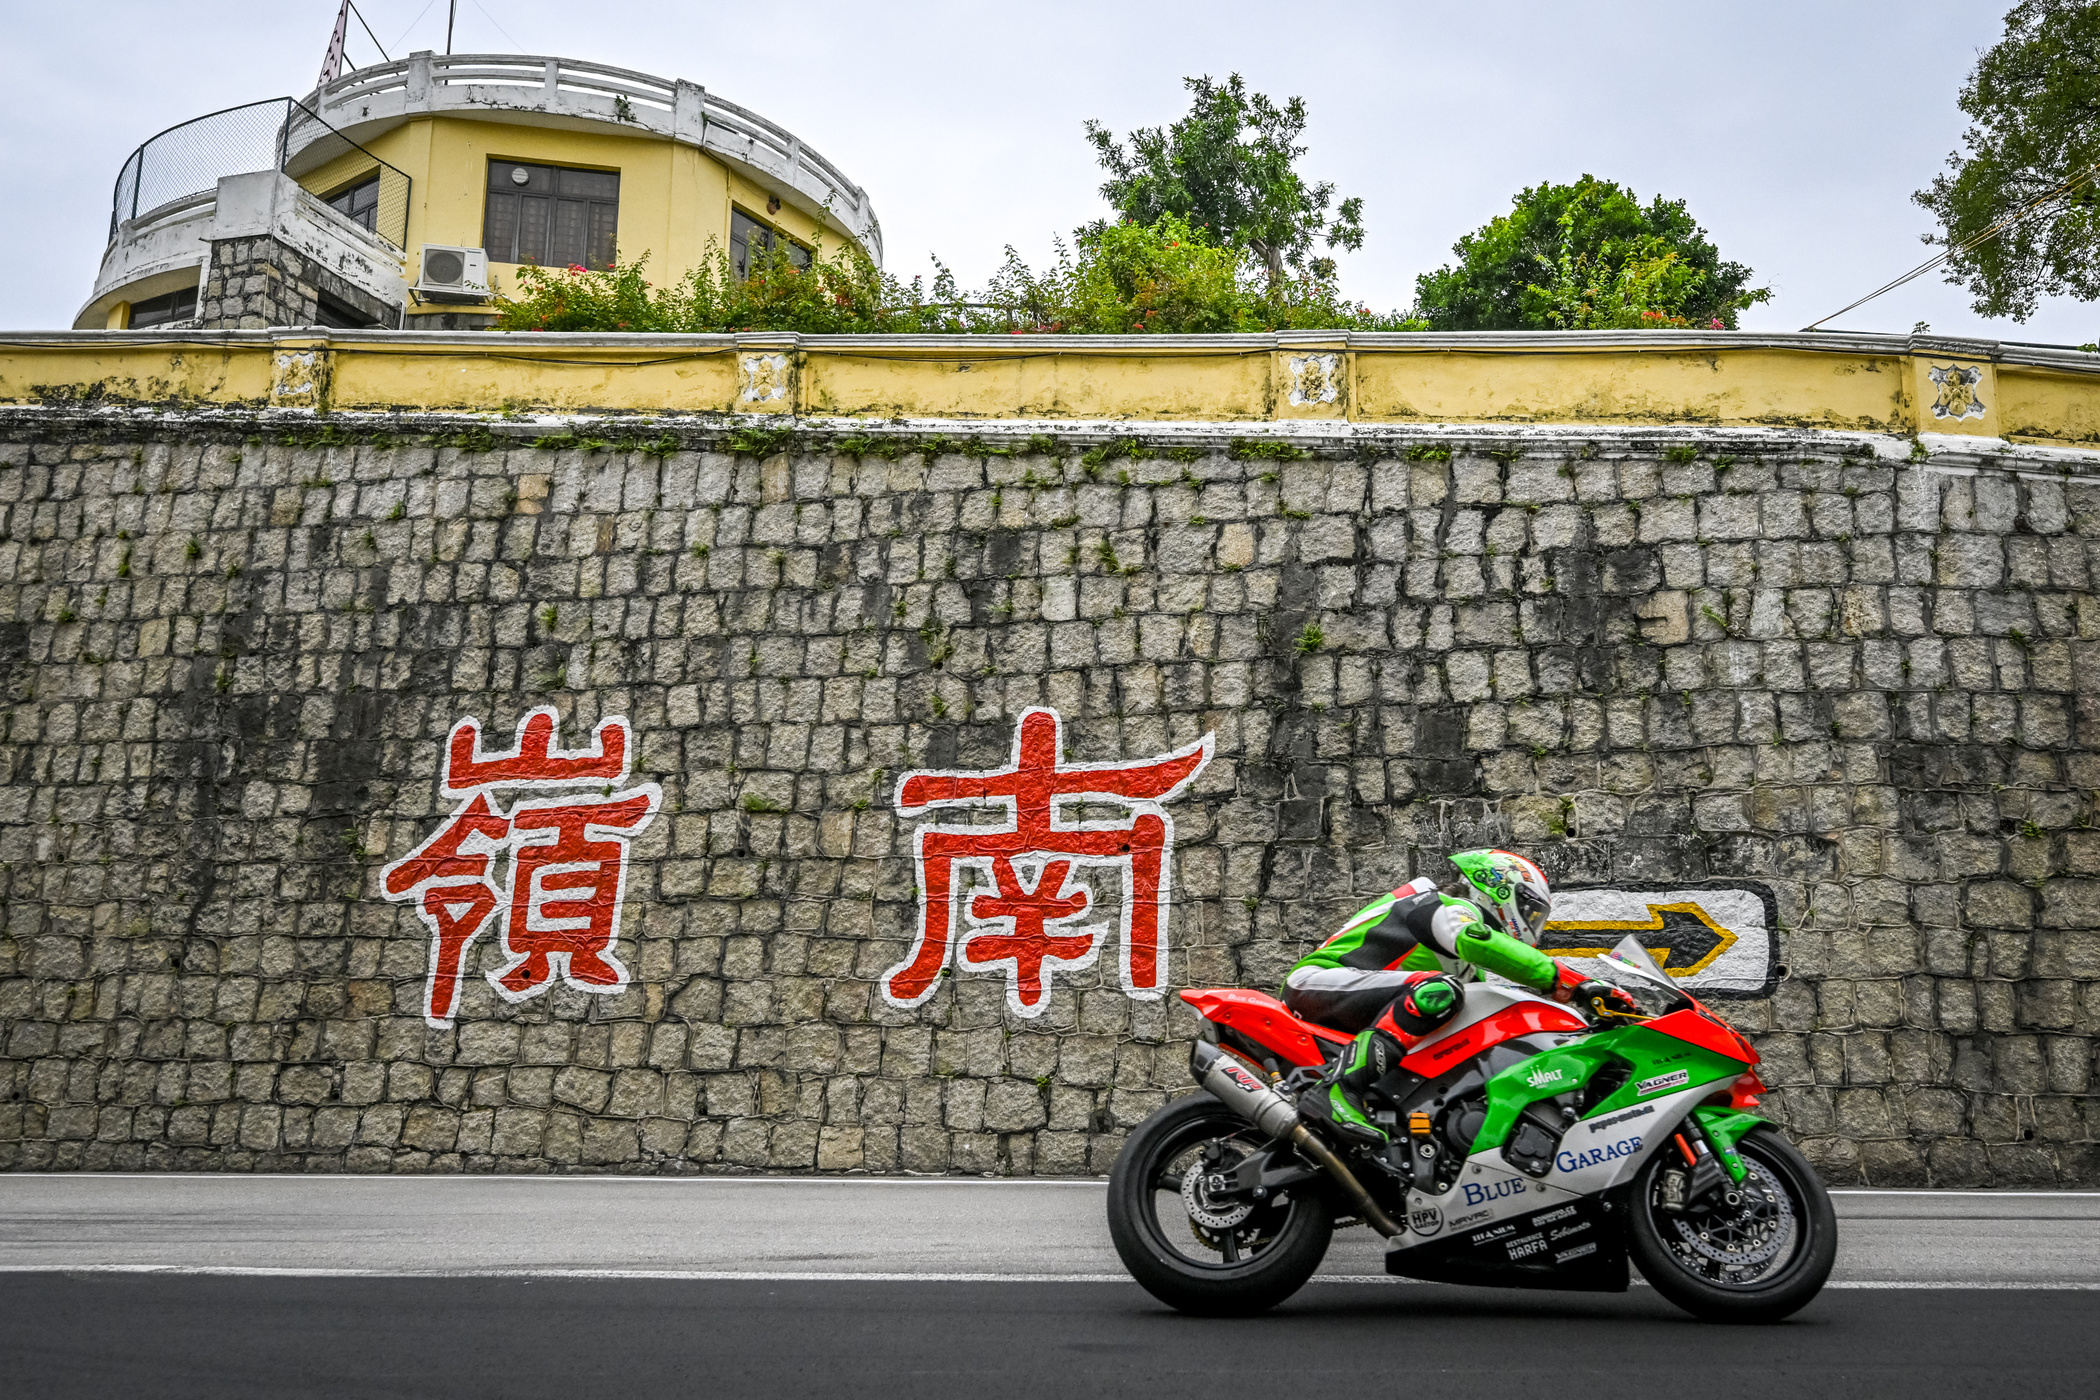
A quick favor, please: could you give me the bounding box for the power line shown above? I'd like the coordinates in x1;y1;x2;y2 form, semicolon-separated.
1802;163;2100;332
389;0;439;52
348;2;391;62
469;0;527;52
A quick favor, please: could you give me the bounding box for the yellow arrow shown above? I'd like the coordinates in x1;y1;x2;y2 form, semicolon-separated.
1539;901;1739;978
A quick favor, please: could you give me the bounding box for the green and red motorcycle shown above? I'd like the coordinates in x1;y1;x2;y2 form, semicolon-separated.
1107;937;1836;1320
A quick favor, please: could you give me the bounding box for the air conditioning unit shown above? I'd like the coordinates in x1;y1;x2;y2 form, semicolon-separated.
413;244;490;301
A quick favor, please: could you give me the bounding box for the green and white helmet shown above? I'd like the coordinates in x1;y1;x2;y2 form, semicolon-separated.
1448;849;1555;946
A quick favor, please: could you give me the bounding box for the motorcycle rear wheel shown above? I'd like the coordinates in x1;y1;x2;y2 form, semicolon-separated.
1107;1091;1334;1316
1628;1124;1837;1323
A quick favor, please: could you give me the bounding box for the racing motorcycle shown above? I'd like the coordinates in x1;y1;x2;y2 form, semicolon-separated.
1106;937;1836;1321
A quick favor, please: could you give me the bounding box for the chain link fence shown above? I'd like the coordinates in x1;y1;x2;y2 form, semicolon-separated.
108;97;410;252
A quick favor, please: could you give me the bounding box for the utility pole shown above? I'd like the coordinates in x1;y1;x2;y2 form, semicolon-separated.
445;1;457;55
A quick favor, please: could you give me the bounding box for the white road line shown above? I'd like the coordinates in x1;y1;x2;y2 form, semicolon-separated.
0;1174;1110;1186
2;1177;2093;1195
1826;1190;2100;1198
2;1264;2094;1289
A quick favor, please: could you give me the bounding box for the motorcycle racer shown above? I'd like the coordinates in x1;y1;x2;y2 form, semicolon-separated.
1282;849;1627;1148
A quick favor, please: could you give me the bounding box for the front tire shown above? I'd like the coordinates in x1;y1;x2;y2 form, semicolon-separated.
1107;1092;1333;1316
1628;1124;1837;1323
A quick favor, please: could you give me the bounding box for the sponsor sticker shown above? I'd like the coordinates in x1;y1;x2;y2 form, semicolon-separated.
1468;1223;1517;1246
1524;1067;1565;1089
1585;1104;1656;1135
1530;1205;1578;1227
1459;1175;1529;1208
1636;1069;1691;1096
1447;1209;1493;1229
1506;1233;1549;1261
1555;1133;1645;1174
1409;1205;1443;1237
1555;1242;1599;1263
1550;1222;1591;1242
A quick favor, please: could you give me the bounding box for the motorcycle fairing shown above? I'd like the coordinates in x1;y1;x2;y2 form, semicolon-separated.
1385;1081;1740;1259
1396;982;1587;1077
1387;1189;1629;1292
1465;1023;1748;1162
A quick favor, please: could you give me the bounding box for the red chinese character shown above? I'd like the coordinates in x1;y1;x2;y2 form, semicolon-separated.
381;707;659;1029
884;707;1212;1015
489;790;658;1000
959;856;1099;1014
380;791;510;1026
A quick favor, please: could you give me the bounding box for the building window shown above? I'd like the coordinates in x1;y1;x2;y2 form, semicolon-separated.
324;175;380;232
730;208;811;280
483;162;620;269
127;285;197;329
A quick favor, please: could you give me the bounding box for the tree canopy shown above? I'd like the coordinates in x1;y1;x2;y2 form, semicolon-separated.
1914;0;2100;322
1084;75;1365;289
1412;176;1768;330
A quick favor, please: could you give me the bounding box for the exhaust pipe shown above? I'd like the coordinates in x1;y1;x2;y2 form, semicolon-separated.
1190;1040;1301;1139
1189;1042;1404;1238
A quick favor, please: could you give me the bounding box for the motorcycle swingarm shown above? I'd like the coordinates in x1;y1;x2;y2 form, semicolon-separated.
1231;1145;1322;1197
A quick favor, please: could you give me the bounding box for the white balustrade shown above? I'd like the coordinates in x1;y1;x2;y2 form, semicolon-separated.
300;54;881;260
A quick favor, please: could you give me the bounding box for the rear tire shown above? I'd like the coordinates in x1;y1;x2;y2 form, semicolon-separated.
1107;1092;1333;1316
1628;1124;1837;1323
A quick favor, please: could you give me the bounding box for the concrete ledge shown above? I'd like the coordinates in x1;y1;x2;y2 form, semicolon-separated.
4;329;2098;445
78;172;408;330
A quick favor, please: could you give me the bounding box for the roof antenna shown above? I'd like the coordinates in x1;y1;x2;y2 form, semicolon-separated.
446;0;457;54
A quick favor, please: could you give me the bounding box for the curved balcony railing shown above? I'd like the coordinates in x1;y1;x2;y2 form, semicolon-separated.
295;53;881;262
107;97;410;251
108;99;290;239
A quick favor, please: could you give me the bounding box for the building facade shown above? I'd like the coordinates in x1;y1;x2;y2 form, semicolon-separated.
77;52;882;333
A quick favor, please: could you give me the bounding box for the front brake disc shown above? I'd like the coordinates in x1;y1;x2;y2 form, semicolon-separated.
1671;1159;1794;1273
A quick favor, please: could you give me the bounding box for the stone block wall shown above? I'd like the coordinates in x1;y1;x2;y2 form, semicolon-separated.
201;236;398;331
2;410;2097;1183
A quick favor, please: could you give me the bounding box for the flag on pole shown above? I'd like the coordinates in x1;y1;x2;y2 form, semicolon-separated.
318;0;351;89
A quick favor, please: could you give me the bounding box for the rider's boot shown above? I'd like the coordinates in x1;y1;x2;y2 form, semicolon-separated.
1298;1026;1403;1148
1297;974;1466;1150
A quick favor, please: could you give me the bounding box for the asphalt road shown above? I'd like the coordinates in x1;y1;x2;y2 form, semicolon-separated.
4;1275;2096;1400
2;1175;2097;1284
2;1178;2097;1399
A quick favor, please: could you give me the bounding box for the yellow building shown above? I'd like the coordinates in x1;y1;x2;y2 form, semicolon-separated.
78;51;882;332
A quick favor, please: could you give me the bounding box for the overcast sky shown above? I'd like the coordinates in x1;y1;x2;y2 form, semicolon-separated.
3;1;2092;342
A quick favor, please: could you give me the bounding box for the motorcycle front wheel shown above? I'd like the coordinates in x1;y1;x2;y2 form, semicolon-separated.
1628;1124;1838;1323
1106;1091;1333;1316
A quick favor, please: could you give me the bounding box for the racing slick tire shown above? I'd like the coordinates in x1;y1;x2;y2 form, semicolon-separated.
1628;1124;1838;1323
1108;1091;1334;1316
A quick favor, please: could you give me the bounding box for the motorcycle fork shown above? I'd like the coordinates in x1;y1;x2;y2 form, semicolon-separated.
1658;1117;1735;1213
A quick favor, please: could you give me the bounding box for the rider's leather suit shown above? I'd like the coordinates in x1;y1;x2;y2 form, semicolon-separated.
1280;875;1577;1146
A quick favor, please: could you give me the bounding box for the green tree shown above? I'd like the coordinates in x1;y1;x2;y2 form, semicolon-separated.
1914;0;2100;321
1084;75;1365;290
1413;176;1768;330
